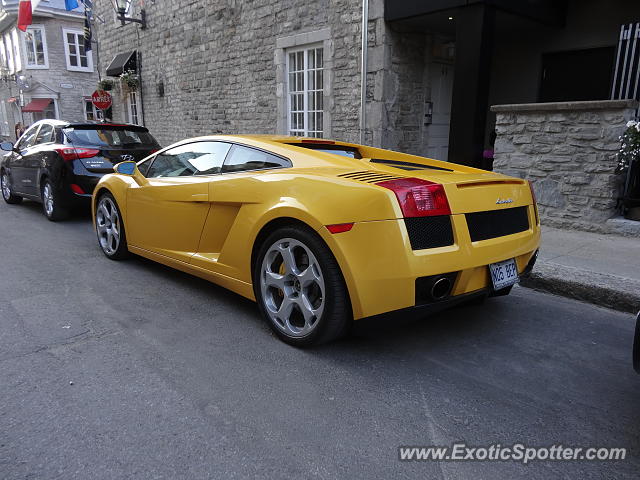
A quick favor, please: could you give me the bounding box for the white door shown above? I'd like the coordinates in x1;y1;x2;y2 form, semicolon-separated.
426;62;454;161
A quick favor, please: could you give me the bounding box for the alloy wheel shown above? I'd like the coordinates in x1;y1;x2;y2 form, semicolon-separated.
96;196;121;256
1;173;10;200
260;237;326;338
42;183;54;217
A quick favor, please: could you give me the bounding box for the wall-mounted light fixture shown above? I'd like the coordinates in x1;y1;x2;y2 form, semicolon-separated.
111;0;146;29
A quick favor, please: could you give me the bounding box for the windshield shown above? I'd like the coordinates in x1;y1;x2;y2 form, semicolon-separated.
65;127;157;148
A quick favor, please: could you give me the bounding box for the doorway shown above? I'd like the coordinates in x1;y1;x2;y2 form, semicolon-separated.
426;62;454;161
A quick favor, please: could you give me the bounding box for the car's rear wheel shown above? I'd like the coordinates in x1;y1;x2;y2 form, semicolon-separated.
96;193;129;260
41;179;69;221
253;226;352;347
1;171;22;204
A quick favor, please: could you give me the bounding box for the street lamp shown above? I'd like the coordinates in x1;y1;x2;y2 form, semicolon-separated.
111;0;146;29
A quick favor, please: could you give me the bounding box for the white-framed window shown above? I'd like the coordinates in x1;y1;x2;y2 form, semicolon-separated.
287;45;324;137
126;91;139;125
84;98;104;121
11;29;21;72
22;25;48;69
62;28;93;72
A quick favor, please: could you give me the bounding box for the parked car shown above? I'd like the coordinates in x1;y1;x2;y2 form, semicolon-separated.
93;135;540;346
0;120;160;221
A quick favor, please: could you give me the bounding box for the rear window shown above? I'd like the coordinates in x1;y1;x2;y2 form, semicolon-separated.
64;126;157;148
291;143;362;158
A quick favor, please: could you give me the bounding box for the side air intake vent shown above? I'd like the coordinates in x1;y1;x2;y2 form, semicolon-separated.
337;171;405;183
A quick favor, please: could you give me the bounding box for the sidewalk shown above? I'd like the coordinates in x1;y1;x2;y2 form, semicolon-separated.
520;226;640;313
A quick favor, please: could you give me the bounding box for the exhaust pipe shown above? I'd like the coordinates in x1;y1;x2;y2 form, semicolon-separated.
431;277;452;300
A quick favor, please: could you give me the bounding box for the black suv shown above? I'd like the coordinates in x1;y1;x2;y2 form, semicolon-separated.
0;120;160;220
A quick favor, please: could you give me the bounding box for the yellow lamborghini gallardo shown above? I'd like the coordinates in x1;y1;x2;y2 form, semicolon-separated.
92;135;540;346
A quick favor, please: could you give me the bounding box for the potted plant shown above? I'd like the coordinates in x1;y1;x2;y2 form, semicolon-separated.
97;78;114;91
617;120;640;220
119;70;139;93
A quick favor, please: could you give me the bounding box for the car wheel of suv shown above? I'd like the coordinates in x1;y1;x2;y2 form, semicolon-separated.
253;225;352;347
95;192;129;260
1;171;22;204
41;179;69;221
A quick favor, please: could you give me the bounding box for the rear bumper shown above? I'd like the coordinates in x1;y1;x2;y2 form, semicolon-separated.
322;205;541;320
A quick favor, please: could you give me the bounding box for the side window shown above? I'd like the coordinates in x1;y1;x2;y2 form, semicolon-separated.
138;156;154;177
34;124;54;145
145;142;232;178
16;124;40;150
222;145;290;173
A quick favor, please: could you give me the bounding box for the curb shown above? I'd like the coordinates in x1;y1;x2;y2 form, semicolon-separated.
520;261;640;314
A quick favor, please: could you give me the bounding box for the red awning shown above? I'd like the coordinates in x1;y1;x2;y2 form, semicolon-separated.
22;98;52;112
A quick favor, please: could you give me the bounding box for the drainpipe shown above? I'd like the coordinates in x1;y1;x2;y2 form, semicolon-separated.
359;0;368;144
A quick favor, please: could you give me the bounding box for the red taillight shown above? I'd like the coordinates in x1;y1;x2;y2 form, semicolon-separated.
149;149;159;154
70;183;85;194
326;223;354;234
376;178;451;217
56;147;100;162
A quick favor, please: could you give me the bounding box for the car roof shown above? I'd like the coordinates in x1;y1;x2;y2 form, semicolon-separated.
33;119;147;130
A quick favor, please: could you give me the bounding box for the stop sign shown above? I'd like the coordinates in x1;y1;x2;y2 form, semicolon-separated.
91;90;112;110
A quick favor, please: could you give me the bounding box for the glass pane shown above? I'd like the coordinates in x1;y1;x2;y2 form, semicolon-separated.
316;70;323;90
308;70;315;90
308;91;315;110
70;55;78;67
316;48;323;68
316;92;323;111
80;56;88;68
25;33;35;64
222;145;289;173
69;44;77;55
67;33;74;44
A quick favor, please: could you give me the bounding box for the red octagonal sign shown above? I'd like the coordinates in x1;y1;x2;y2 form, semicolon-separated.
91;90;112;110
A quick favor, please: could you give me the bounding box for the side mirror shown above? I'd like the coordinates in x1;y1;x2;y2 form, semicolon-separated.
114;161;137;175
114;160;148;186
0;141;14;151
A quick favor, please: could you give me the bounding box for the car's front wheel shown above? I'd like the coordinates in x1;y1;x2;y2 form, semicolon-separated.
1;171;22;204
95;193;129;260
253;226;352;347
41;179;69;221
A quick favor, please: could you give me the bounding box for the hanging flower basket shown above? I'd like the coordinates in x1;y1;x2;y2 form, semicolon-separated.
617;120;640;174
97;78;114;91
119;70;139;94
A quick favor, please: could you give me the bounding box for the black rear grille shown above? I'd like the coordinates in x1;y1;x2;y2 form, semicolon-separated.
466;206;529;242
404;216;454;250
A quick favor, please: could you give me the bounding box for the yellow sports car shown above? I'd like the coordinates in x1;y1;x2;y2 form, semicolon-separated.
92;135;540;346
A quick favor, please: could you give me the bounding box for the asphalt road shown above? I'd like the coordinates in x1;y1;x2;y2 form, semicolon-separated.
1;199;639;480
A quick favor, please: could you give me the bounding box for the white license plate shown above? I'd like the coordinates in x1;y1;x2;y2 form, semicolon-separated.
489;258;519;290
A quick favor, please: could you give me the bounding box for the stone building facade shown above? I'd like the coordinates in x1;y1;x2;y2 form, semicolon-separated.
492;100;637;232
0;0;99;140
93;0;453;154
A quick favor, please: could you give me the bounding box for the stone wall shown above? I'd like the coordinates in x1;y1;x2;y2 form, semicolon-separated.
492;100;638;231
94;0;367;147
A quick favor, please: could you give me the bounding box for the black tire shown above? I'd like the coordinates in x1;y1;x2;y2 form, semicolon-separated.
1;170;22;204
95;192;130;260
41;178;69;221
253;225;352;347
